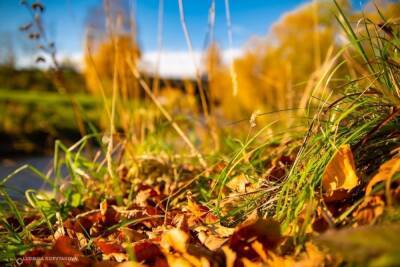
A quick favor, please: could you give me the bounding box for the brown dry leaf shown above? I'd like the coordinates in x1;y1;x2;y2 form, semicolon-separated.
365;157;400;196
214;225;235;237
53;236;82;257
186;195;218;225
322;144;359;195
198;231;227;251
95;239;125;255
102;252;128;262
229;218;282;260
161;228;189;253
353;196;385;225
132;241;163;263
264;155;294;182
119;227;146;242
135;189;152;207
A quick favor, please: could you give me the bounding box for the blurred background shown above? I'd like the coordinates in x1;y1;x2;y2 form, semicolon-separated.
0;0;398;161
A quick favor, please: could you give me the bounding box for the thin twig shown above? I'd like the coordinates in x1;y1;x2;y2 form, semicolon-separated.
177;0;210;119
224;0;238;96
355;108;400;150
152;0;164;95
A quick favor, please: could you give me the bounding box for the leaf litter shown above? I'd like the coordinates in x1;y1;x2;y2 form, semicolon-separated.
2;143;400;267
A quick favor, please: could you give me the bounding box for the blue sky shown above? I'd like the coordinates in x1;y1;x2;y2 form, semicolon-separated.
0;0;369;76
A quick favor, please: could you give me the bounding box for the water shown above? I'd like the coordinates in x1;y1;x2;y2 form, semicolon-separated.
0;156;54;199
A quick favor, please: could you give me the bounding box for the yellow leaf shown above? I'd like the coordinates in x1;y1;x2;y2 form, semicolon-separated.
322;144;359;195
251;241;268;262
182;253;204;267
226;173;249;193
197;231;227;251
115;262;143;267
266;252;295;267
266;243;325;267
242;258;263;267
200;257;210;267
222;246;236;267
366;157;400;196
166;255;192;267
161;228;188;253
300;243;325;266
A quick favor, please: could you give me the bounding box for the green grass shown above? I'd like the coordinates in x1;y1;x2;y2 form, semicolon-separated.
273;0;400;236
0;88;101;134
0;2;400;265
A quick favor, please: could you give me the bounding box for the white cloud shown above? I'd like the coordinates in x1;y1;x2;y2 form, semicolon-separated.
140;49;242;78
16;48;243;78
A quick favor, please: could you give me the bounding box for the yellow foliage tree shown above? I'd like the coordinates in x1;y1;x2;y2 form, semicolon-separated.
84;34;140;99
208;0;350;120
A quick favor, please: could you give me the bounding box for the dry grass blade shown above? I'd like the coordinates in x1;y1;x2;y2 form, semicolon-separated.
126;57;207;168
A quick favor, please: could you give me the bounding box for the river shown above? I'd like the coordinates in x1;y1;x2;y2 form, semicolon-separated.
0;156;54;199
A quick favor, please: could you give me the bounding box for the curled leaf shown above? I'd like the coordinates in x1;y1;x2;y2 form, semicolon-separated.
322;144;359;196
365;157;400;196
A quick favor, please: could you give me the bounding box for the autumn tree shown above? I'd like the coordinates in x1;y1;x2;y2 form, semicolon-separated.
209;0;350;119
83;0;140;99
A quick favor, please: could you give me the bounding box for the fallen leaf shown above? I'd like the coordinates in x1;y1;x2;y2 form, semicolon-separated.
53;236;82;257
132;241;163;263
242;258;263;267
322;144;359;195
266;243;326;267
353;196;384;225
264;155;294;182
161;228;189;253
76;232;88;249
299;243;326;267
100;199;108;216
166;255;192;267
115;262;144;267
251;241;268;262
95;239;125;254
198;231;227;250
118;228;146;242
229;218;282;261
365;157;400;196
222;246;237;267
102;252;128;262
265;252;296;267
226;174;250;193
